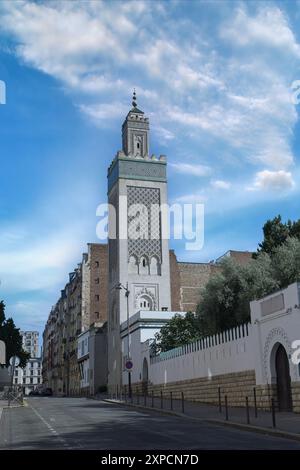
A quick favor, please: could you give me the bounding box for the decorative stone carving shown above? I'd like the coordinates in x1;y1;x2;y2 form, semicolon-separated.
127;186;162;264
263;327;292;382
134;286;157;310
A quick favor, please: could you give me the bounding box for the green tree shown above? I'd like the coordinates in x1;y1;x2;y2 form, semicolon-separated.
0;301;30;367
197;254;278;336
256;215;300;256
272;237;300;288
154;312;201;353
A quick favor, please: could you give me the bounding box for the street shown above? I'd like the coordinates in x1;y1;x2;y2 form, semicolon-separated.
0;397;300;450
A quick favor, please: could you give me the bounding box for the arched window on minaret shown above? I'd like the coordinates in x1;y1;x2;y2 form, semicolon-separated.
150;256;161;275
138;295;152;311
139;255;149;275
128;255;138;274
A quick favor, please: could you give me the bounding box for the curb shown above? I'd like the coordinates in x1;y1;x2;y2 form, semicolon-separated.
206;418;300;443
103;399;300;443
103;398;191;420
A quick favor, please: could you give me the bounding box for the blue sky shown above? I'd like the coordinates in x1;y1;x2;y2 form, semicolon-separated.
0;0;300;339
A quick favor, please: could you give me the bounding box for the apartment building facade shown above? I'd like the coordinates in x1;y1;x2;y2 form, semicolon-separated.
14;357;42;395
20;330;39;358
42;243;108;396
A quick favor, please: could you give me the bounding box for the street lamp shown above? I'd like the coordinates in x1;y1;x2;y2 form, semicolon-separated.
115;282;132;398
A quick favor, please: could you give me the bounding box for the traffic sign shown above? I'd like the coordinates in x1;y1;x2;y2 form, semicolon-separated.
125;360;133;371
9;356;20;367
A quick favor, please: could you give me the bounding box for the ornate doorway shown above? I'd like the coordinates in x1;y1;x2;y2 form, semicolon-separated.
275;344;292;411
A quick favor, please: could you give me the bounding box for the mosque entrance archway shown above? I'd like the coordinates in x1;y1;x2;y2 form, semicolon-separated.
274;343;293;411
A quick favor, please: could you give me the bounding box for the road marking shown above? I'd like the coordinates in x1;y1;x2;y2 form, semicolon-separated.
28;403;73;450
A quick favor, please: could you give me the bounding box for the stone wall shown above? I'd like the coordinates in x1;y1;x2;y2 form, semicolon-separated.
128;373;283;411
147;370;256;407
291;382;300;413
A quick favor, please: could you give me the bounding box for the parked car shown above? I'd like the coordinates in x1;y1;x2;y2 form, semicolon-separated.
28;389;40;396
39;387;53;396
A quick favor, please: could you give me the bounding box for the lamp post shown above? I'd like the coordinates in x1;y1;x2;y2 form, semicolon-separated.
115;282;132;398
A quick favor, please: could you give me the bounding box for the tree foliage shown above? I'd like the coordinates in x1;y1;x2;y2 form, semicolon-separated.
0;301;30;367
154;311;201;353
256;215;300;256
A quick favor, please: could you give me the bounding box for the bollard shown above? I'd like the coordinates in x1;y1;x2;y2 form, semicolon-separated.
225;395;228;421
253;387;257;418
131;389;133;404
170;391;173;411
181;391;185;414
160;390;163;409
246;396;250;424
152;390;154;408
218;386;222;413
271;398;276;428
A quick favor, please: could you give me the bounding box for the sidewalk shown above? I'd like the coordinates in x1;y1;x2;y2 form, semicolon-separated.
0;398;23;409
103;394;300;439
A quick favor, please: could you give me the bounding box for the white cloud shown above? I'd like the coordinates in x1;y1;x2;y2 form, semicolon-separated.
79;102;129;125
0;225;86;293
221;6;300;57
170;162;211;177
1;1;298;174
211;180;231;190
249;170;295;191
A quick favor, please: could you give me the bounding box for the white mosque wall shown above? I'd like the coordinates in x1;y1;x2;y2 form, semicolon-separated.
148;323;254;385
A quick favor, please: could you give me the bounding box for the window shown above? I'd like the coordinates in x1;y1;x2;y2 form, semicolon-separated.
31;370;34;376
95;278;99;284
23;378;26;384
95;261;99;267
137;142;140;149
14;378;18;384
95;312;100;319
138;295;152;311
38;378;41;384
30;378;33;384
95;295;99;301
15;370;18;376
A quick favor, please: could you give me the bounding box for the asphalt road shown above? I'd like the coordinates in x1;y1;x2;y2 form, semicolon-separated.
0;397;300;450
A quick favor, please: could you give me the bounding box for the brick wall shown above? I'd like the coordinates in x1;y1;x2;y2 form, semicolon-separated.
88;243;108;326
170;251;221;312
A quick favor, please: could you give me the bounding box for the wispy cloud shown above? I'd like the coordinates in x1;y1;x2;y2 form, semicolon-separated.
211;180;231;190
170;162;211;177
221;6;300;57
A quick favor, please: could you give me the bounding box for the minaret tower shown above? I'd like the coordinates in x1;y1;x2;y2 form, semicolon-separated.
107;92;171;392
